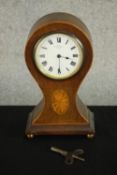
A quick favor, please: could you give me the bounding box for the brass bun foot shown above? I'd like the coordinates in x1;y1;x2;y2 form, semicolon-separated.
26;133;34;139
87;133;95;139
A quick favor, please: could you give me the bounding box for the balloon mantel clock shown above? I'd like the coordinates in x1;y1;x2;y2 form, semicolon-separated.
25;12;95;139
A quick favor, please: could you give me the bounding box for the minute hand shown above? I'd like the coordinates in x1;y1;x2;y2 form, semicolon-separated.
58;58;61;74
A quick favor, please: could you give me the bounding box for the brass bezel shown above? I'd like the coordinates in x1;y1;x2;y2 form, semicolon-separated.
33;32;84;80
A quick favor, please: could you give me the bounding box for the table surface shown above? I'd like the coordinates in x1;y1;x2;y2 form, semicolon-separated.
0;106;117;175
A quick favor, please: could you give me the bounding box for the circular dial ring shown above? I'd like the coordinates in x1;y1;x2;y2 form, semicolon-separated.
34;32;84;80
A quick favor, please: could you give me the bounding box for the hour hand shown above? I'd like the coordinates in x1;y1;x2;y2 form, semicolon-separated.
65;56;70;59
57;54;70;59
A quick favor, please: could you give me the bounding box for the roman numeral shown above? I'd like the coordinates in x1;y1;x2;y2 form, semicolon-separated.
65;39;69;44
71;46;76;50
48;66;53;72
57;37;61;43
70;61;76;66
42;61;47;66
58;68;61;74
73;54;78;57
66;67;70;71
42;46;47;49
40;54;45;58
48;40;53;45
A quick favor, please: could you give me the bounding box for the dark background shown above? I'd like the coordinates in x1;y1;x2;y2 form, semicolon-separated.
0;106;117;175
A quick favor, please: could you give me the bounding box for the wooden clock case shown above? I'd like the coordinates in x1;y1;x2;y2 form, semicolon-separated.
25;12;95;138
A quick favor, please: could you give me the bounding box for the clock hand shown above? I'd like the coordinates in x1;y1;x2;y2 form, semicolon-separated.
58;57;61;74
57;54;71;60
64;56;70;59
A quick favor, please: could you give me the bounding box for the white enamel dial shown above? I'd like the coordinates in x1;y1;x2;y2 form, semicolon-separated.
34;33;84;79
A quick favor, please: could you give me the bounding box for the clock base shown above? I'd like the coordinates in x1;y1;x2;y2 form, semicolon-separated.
25;100;95;138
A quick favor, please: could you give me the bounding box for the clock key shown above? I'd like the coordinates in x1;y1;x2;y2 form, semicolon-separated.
50;146;85;165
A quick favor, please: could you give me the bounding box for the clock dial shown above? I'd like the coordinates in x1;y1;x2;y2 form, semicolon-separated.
34;33;84;79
